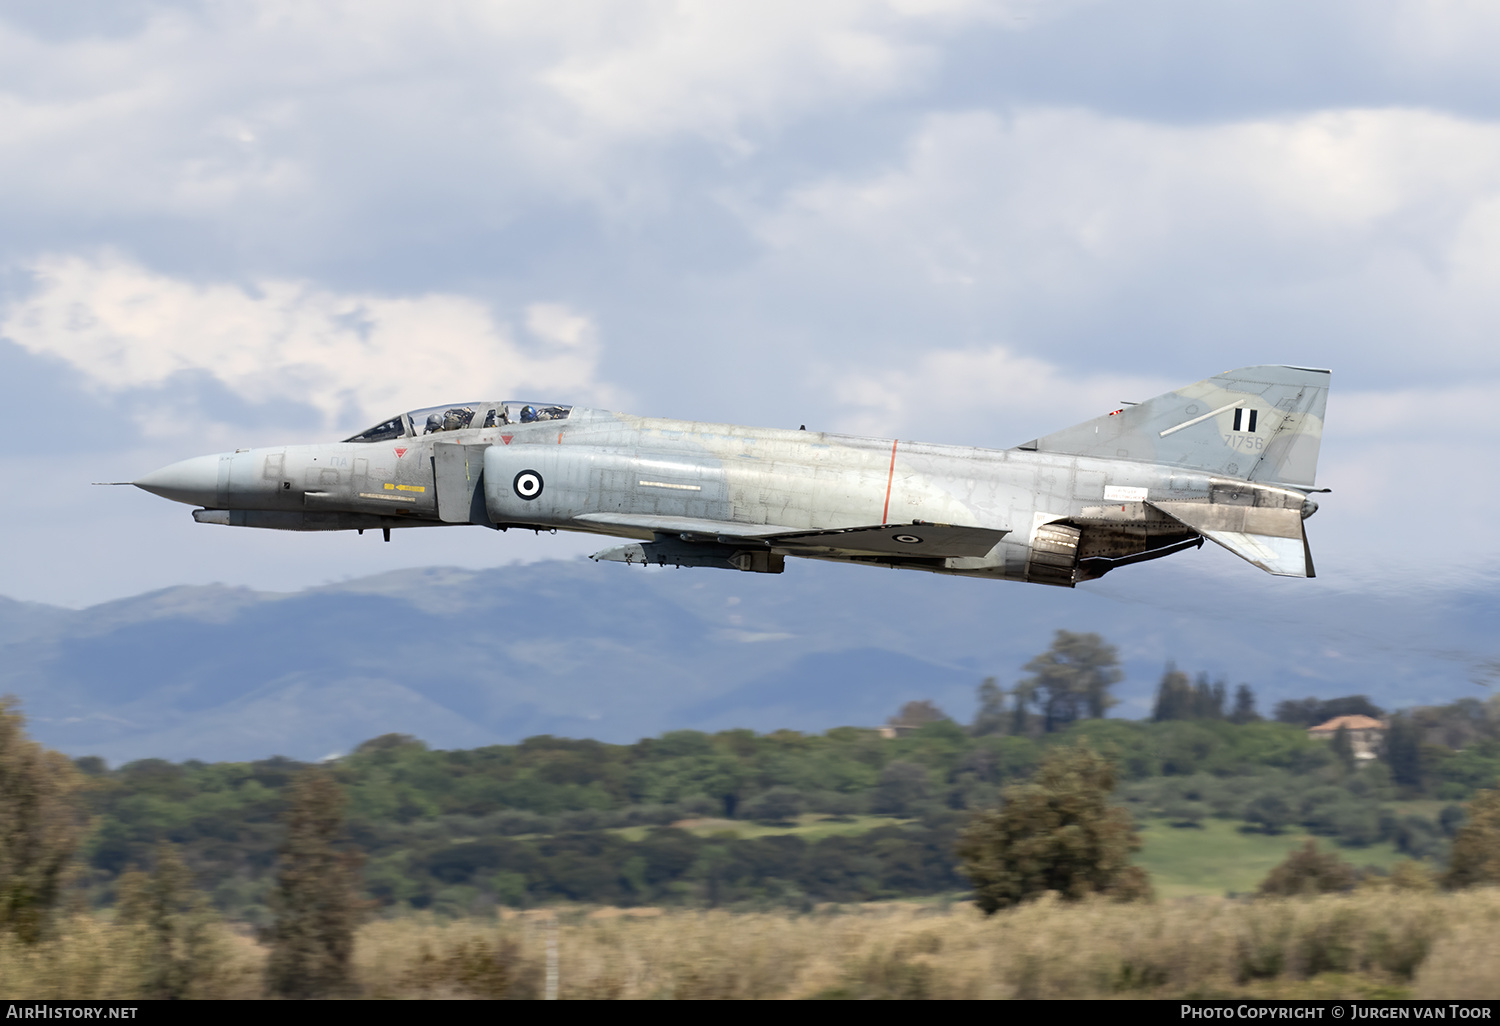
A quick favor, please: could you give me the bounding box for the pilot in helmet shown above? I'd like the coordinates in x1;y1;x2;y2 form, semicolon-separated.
425;413;443;434
520;405;538;423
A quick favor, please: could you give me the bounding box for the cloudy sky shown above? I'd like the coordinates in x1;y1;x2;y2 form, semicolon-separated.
3;0;1499;607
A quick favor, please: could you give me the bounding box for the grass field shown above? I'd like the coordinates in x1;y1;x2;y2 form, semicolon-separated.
1133;818;1409;898
9;890;1499;999
620;812;1415;898
611;813;913;843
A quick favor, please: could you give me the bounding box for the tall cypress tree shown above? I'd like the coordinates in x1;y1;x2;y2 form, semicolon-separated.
1385;713;1424;791
116;842;225;999
1331;724;1357;772
0;698;86;944
1191;675;1226;719
1152;665;1191;721
970;678;1008;737
265;769;364;998
1229;684;1260;724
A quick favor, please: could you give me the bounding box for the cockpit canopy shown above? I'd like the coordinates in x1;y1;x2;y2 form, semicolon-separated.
343;401;572;443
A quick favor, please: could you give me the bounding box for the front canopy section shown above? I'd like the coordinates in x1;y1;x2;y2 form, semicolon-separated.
343;401;573;442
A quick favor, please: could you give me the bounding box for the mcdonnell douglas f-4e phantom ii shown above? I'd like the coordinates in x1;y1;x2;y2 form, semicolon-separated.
127;364;1329;587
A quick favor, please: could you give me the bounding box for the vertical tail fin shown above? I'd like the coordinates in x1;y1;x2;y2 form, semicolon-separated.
1020;365;1329;486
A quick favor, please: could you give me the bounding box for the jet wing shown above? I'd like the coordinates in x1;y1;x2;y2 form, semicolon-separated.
766;523;1009;558
1149;501;1314;578
576;512;1008;559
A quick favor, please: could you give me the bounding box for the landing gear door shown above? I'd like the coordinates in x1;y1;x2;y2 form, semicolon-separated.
433;442;494;525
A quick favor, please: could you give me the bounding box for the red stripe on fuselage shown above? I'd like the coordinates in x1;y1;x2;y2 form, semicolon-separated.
882;439;898;523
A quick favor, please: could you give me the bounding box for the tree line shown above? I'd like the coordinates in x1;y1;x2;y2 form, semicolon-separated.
3;698;362;997
7;628;1500;997
37;631;1500;922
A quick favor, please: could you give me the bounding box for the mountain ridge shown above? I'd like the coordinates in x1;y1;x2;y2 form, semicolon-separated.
1;553;1493;764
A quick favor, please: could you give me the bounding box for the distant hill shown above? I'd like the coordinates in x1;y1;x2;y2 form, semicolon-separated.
1;550;1495;764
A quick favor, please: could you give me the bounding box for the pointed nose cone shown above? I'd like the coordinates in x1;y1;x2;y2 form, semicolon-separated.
134;454;222;507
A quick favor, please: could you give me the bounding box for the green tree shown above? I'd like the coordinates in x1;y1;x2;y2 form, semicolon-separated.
265;769;364;998
1010;687;1033;737
1229;684;1260;724
970;678;1008;737
1152;665;1192;721
116;842;228;999
740;786;804;825
1331;724;1357;772
1274;695;1385;727
1191;674;1227;720
1257;840;1358;896
1443;786;1500;890
955;743;1150;913
1018;631;1123;732
1385;713;1424;791
0;697;87;944
888;700;949;728
872;761;933;817
1244;791;1294;834
1153;668;1226;721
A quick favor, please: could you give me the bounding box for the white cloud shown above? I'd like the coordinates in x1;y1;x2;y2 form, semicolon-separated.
0;0;1004;235
524;302;594;348
1;253;619;436
828;343;1171;444
1318;381;1500;567
741;107;1500;378
540;2;926;149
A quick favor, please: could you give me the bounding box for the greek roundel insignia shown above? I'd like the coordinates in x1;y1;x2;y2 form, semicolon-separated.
1232;408;1258;433
893;534;922;545
513;470;544;500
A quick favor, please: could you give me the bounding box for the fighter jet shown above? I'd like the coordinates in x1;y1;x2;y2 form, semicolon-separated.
126;365;1328;586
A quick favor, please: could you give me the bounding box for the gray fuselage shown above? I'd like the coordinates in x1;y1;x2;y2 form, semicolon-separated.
137;403;1312;586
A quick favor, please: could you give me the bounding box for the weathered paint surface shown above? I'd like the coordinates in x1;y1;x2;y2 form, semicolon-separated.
133;366;1329;587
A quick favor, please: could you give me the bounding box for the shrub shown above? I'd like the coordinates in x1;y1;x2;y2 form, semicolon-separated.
114;842;231;999
740;787;805;825
956;743;1150;913
1244;792;1294;835
1258;841;1358;897
1443;786;1500;890
871;762;933;817
398;934;539;999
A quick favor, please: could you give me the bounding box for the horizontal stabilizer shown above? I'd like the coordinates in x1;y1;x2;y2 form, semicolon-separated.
1150;501;1314;578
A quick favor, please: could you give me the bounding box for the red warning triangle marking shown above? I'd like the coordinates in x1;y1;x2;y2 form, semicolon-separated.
501;435;513;445
394;447;408;457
